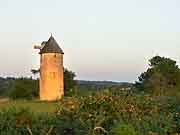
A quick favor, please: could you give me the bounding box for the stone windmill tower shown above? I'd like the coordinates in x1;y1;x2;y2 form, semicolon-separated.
34;35;64;101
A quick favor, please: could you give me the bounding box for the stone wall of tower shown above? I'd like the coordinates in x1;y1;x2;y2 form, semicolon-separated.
40;53;64;101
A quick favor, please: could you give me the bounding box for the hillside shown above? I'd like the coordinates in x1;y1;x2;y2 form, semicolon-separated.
76;80;133;91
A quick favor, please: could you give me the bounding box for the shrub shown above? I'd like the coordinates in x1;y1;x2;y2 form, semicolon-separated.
111;123;139;135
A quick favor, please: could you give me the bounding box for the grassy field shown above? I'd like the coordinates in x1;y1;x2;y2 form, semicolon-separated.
0;99;59;113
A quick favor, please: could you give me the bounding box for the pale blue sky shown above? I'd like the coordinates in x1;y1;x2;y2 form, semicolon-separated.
0;0;179;82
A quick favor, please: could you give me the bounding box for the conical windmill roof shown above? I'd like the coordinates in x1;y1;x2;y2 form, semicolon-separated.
39;36;64;54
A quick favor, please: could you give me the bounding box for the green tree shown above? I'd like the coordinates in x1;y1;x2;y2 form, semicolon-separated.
64;68;77;96
135;56;180;95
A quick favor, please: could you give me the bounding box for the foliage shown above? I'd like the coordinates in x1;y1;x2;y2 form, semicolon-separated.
75;80;133;96
135;56;180;95
0;77;14;96
0;100;59;113
111;123;139;135
9;78;39;99
1;90;180;134
0;107;58;135
64;68;77;96
31;69;40;75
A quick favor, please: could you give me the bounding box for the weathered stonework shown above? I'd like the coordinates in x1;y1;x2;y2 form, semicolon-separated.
40;53;64;101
